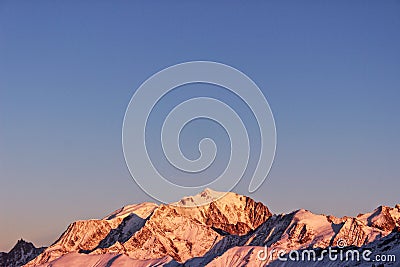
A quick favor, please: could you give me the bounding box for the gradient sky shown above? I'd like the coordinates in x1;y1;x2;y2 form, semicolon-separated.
1;1;399;251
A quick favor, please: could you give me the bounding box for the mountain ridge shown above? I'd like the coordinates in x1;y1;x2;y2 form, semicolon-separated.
2;189;398;267
0;239;45;267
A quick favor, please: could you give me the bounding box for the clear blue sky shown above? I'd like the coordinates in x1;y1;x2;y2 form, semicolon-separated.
0;1;399;251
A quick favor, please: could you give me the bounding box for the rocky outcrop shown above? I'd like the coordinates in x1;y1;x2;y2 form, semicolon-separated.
24;203;157;266
358;205;400;232
0;239;45;267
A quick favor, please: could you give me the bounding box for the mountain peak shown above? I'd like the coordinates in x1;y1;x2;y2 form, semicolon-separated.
0;239;45;267
201;187;220;195
356;204;400;232
173;188;225;207
16;238;27;244
11;239;36;252
199;188;226;199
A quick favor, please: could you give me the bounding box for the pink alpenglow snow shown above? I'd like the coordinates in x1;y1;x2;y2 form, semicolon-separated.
1;189;398;267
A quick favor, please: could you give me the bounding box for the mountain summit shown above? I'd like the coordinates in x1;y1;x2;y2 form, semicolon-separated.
5;190;397;267
0;239;45;267
173;188;225;207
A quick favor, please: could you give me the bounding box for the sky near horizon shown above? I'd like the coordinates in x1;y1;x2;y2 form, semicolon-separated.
1;1;399;251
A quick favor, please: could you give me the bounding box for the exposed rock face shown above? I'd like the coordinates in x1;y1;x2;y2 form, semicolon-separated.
14;190;400;267
204;196;272;235
0;239;45;267
26;220;115;266
184;208;392;266
24;203;158;266
123;204;221;262
357;205;400;232
170;189;272;236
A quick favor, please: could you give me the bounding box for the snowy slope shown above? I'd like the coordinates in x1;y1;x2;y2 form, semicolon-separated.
24;202;158;266
35;252;179;267
17;189;400;267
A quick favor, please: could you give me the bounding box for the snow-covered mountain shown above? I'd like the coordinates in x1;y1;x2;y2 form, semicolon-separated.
3;189;398;267
24;189;271;266
0;239;45;267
